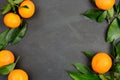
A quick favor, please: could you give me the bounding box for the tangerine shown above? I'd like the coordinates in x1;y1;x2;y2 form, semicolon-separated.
18;0;35;18
8;69;28;80
4;13;21;28
91;52;112;74
0;50;14;67
95;0;115;10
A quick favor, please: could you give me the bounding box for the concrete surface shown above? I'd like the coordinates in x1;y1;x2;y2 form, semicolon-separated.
0;0;110;80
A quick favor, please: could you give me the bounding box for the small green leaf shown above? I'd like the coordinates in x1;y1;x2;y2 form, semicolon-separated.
106;18;120;43
14;0;23;4
116;42;120;59
115;1;120;13
110;42;116;58
0;29;10;50
107;7;114;19
0;56;20;75
97;11;107;22
67;71;100;80
0;63;15;75
11;24;27;44
1;4;11;15
114;5;119;13
20;5;29;8
83;9;102;19
8;0;15;5
73;63;95;75
114;63;120;73
83;51;95;59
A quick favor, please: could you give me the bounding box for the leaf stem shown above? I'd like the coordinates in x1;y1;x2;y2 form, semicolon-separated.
15;56;20;64
99;74;107;80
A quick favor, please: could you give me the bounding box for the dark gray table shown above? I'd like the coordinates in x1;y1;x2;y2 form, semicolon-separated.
0;0;109;80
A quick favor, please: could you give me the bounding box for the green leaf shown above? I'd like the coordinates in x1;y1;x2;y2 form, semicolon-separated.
97;11;107;22
14;0;23;4
83;51;95;59
110;42;116;58
0;63;15;75
11;24;27;44
5;24;27;45
8;0;14;5
67;71;100;80
107;7;114;19
114;5;119;13
116;42;120;59
73;63;95;75
1;4;11;15
114;63;120;72
109;72;114;80
83;9;102;19
0;29;10;50
20;5;29;9
115;1;120;13
106;18;120;43
5;28;21;43
0;56;20;75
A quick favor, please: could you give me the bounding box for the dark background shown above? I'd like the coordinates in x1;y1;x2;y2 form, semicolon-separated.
0;0;110;80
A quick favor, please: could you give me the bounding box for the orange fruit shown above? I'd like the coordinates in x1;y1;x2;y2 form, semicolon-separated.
4;13;21;28
0;50;14;67
8;69;28;80
18;0;35;18
91;52;112;74
95;0;115;10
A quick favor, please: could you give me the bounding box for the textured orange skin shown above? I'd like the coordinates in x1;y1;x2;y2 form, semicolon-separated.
91;52;112;74
8;69;28;80
95;0;115;10
0;50;14;67
18;0;35;18
4;13;21;28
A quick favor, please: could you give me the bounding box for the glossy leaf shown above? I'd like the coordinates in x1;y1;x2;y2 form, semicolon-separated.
14;0;23;4
106;18;120;43
11;24;27;44
67;71;100;80
0;29;9;50
73;63;95;75
0;56;20;75
5;24;27;45
97;11;107;22
5;28;20;43
83;51;95;59
107;8;114;18
1;4;11;15
83;9;102;19
0;63;15;75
